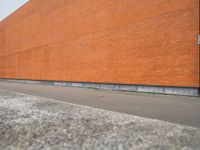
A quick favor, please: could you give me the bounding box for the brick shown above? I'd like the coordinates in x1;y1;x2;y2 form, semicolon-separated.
0;0;199;88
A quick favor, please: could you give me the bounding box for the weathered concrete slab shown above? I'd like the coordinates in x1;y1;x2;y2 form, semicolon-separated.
0;89;200;150
82;83;98;89
119;84;137;91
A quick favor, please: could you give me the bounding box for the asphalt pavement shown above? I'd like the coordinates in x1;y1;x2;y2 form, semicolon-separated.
0;89;200;149
0;81;199;128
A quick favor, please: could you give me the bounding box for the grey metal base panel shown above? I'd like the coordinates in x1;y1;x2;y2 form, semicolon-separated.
0;79;199;96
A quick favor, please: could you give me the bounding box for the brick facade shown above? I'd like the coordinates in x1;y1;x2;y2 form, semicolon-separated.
0;0;199;87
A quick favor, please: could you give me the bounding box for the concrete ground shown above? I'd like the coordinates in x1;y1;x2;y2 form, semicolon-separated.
0;81;200;128
0;89;200;150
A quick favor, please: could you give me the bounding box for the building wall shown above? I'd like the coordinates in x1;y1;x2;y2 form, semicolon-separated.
0;0;199;87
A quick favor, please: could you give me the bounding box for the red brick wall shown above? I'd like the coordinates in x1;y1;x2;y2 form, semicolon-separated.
0;0;199;87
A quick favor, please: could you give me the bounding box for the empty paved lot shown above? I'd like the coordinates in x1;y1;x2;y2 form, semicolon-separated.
0;81;199;128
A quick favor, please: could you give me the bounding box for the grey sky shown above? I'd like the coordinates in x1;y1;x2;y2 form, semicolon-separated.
0;0;29;21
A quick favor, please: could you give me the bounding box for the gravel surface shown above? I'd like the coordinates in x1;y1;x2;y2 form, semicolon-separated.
0;89;200;150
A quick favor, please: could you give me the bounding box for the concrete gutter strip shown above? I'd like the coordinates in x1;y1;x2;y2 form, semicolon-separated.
0;89;200;150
